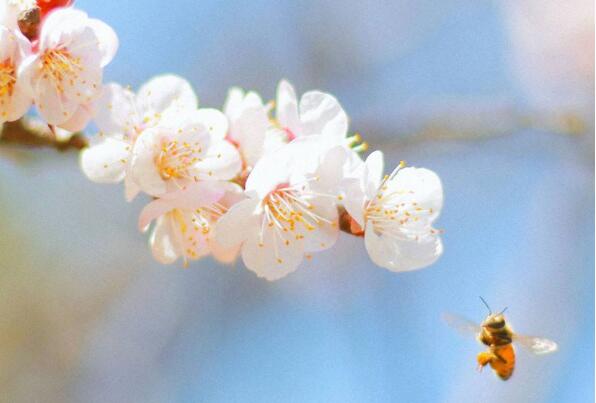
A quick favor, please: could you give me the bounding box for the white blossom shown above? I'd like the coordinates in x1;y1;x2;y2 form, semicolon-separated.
80;75;202;201
129;106;240;198
215;138;342;281
0;25;31;123
139;182;243;266
343;151;443;272
18;7;118;129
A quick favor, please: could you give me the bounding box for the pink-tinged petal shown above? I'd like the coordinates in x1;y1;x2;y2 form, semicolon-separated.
58;103;93;131
138;198;173;232
137;74;198;114
150;215;182;264
93;83;137;136
214;198;260;249
195;108;228;141
193;140;241;180
299;91;348;142
35;73;79;125
87;18;118;67
130;128;167;196
80;135;129;183
276;79;301;135
241;223;305;281
364;221;443;272
158;181;225;210
208;238;241;264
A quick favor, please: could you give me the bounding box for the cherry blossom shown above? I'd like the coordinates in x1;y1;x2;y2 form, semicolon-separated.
129;106;240;198
80;74;200;201
0;25;31;123
343;151;443;272
18;7;118;130
215;138;341;281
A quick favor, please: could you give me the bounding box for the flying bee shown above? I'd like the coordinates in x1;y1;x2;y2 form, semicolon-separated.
444;297;558;380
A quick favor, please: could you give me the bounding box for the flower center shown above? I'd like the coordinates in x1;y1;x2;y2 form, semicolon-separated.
156;139;203;180
0;59;16;98
40;48;83;94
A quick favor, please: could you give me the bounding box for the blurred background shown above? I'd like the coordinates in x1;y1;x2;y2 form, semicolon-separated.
0;0;593;402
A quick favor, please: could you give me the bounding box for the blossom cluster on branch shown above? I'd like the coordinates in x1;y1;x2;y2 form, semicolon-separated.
1;1;444;281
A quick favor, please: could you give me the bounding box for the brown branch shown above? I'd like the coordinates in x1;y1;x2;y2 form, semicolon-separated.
0;118;87;152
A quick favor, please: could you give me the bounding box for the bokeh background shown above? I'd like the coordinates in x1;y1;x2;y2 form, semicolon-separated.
0;1;593;402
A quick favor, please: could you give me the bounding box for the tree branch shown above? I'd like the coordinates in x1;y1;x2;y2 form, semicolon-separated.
0;118;87;152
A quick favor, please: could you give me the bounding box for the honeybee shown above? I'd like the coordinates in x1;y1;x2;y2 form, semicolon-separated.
444;297;558;380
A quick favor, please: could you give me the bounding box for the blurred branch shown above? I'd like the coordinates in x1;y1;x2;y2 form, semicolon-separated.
0;118;87;152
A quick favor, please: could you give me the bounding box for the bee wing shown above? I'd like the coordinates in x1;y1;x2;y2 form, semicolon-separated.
443;313;482;337
513;333;558;355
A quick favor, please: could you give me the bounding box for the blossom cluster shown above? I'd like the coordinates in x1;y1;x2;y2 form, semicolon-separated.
1;1;444;281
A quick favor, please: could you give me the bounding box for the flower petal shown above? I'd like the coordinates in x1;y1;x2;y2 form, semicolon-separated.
80;135;129;183
195;108;228;141
87;18;118;67
214;198;260;249
130;128;167;196
275;79;301;135
93;83;137;136
150;215;182;264
364;221;443;272
299;90;348;142
137;74;198;115
193;140;241;180
241;223;305;281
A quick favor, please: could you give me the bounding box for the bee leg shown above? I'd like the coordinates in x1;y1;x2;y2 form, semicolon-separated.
477;352;494;372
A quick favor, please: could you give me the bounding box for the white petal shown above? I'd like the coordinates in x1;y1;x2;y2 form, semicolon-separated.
193;140;241;180
303;197;339;252
137;74;198;114
389;167;443;222
80;135;129;183
195;108;228;141
241;223;305;281
130;128;167;196
231;104;269;166
365;221;443;272
223;87;245;117
364;150;384;198
214;198;260;249
87;18;118;67
0;79;31;122
299;91;348;142
124;170;140;202
39;8;88;51
245;148;291;199
150;215;182;264
93;83;137;136
342;178;366;228
275;79;301;135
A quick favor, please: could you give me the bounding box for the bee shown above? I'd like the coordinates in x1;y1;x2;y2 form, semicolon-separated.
444;297;558;380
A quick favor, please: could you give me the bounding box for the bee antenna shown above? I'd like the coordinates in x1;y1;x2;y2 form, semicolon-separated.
479;296;492;314
500;307;508;314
